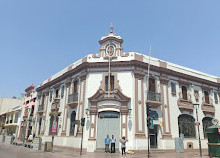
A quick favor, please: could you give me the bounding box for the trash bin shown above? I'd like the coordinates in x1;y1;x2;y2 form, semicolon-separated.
44;141;52;152
205;125;220;157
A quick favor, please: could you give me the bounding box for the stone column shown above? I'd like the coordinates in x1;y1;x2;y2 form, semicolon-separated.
61;78;71;136
42;89;50;135
88;106;97;140
160;76;172;138
134;70;146;138
77;72;87;137
120;105;128;139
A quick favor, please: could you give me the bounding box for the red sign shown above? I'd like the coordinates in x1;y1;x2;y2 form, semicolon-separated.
52;121;57;133
218;128;220;134
195;122;200;126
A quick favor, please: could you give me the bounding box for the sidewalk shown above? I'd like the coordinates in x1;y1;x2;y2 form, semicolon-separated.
0;142;210;158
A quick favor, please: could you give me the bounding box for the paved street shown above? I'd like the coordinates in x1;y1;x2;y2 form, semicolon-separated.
0;143;210;158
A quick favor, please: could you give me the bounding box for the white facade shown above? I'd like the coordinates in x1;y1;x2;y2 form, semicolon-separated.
33;26;220;152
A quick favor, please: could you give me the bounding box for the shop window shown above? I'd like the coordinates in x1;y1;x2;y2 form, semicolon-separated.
69;111;76;136
105;76;114;91
202;117;213;138
204;91;210;104
171;82;176;95
182;86;188;100
178;114;196;138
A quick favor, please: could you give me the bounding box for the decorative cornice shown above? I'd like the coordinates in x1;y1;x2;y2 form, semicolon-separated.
36;59;220;92
160;76;169;84
133;70;145;79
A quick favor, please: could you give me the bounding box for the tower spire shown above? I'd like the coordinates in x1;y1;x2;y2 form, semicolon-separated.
110;23;113;33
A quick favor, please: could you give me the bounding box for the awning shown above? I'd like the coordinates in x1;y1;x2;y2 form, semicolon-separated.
26;102;35;107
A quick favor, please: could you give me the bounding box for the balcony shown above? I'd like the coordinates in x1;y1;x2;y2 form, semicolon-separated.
37;104;44;115
146;91;162;108
177;92;193;111
201;97;215;114
67;93;78;108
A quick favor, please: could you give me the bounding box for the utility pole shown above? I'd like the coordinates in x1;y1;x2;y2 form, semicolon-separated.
194;104;202;157
80;118;85;155
146;45;152;158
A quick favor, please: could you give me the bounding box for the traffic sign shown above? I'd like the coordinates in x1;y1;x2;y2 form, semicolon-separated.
149;120;154;129
195;122;200;126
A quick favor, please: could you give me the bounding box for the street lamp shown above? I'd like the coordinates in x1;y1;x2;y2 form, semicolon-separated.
193;103;202;157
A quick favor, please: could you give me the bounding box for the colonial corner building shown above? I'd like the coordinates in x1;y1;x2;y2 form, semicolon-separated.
19;26;220;152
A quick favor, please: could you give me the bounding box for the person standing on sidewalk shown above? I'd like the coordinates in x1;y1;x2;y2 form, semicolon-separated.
104;134;110;153
120;136;126;157
110;135;116;153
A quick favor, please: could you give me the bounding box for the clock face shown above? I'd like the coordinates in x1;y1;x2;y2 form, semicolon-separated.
107;45;115;57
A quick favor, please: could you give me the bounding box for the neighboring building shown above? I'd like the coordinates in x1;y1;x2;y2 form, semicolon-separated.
0;97;23;137
33;25;220;152
18;85;37;142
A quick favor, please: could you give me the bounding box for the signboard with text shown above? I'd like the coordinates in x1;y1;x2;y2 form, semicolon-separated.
52;121;57;133
195;122;200;126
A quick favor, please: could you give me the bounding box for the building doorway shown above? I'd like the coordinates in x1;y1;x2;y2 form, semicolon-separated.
96;111;120;150
150;125;158;148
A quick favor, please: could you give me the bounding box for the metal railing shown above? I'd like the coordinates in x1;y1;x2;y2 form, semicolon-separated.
68;93;78;103
147;91;161;102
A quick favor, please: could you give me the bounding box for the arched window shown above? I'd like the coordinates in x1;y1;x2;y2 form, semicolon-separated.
202;117;213;138
182;86;188;100
70;111;76;136
204;91;210;104
178;114;196;138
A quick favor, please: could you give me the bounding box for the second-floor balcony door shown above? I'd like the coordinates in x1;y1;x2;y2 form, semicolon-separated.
149;78;156;92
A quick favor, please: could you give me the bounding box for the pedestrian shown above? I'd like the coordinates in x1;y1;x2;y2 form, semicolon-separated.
104;134;110;153
120;136;126;157
28;134;33;143
110;135;116;153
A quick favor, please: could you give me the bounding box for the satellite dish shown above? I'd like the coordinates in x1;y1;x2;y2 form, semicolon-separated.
212;118;219;125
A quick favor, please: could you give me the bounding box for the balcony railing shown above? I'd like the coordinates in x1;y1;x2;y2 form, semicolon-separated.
147;91;161;102
147;91;162;108
68;93;78;108
177;92;193;111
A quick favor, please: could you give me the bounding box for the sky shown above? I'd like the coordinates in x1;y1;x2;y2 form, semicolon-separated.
0;0;220;98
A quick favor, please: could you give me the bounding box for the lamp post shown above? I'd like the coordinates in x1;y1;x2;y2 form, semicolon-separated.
193;103;202;157
51;98;59;152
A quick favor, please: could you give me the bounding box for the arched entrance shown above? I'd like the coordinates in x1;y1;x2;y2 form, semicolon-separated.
96;111;120;149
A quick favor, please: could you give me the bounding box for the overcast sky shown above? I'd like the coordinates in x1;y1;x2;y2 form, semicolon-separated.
0;0;220;98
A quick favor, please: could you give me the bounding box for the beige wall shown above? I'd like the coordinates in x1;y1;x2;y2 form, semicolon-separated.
0;98;24;115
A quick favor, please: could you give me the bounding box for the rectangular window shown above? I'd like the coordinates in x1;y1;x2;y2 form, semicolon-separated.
214;92;218;104
74;81;78;93
182;86;188;100
204;91;210;104
55;89;59;98
50;90;53;102
171;82;176;95
105;76;114;91
149;78;156;92
61;85;65;98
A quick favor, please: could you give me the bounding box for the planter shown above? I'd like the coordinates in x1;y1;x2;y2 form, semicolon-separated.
32;137;42;150
5;136;13;144
0;135;5;142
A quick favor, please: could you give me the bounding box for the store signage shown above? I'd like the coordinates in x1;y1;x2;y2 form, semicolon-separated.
218;128;220;134
52;121;57;133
